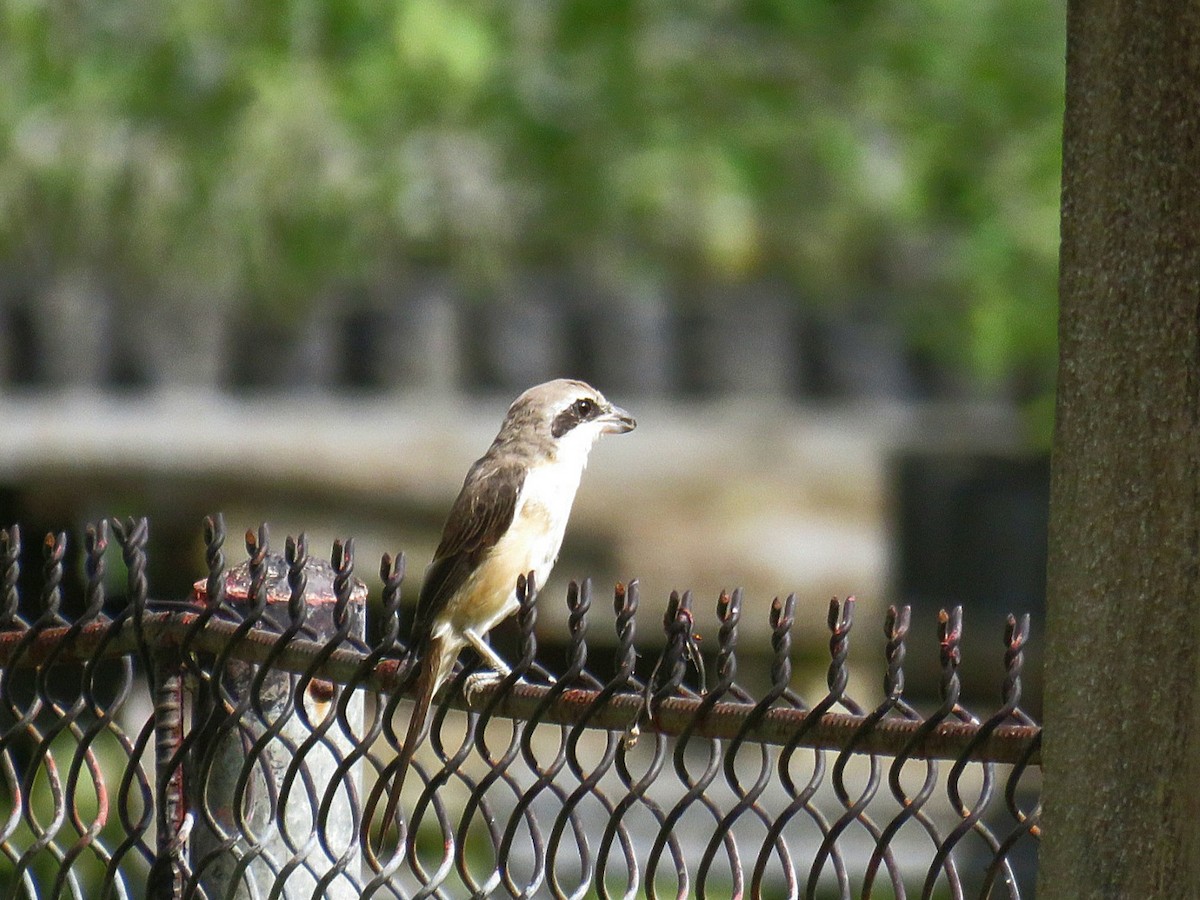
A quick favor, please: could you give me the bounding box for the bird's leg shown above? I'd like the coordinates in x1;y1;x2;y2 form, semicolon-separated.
462;629;510;704
463;628;512;675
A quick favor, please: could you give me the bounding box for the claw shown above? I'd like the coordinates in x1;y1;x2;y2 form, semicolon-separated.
464;669;504;705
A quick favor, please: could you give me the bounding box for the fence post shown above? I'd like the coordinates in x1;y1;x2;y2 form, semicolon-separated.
188;530;367;899
1042;0;1200;894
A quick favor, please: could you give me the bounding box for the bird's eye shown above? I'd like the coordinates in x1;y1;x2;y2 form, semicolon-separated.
573;398;597;417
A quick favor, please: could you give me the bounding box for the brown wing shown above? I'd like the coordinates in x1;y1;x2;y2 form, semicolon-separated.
409;461;525;649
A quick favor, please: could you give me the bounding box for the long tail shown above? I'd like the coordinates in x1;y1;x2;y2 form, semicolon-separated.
379;635;448;852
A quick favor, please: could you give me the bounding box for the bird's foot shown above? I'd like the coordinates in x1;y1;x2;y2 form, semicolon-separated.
464;669;505;705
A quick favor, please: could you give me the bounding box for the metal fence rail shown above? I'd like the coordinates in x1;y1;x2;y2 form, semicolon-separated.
0;518;1041;899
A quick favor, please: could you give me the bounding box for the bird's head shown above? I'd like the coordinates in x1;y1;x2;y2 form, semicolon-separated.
496;378;636;462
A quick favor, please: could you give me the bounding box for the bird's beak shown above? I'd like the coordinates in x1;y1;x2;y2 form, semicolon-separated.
600;404;637;434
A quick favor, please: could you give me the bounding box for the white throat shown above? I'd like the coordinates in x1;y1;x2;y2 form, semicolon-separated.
551;420;604;471
510;431;599;590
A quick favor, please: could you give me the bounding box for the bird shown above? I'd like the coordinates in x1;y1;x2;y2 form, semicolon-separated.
381;378;636;840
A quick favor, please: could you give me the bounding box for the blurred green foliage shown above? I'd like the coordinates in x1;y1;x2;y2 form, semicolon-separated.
0;1;1063;409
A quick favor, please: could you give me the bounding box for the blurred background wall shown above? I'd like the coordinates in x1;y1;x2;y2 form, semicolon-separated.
0;0;1062;709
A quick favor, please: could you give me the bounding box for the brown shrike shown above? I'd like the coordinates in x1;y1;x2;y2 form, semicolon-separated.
383;379;635;832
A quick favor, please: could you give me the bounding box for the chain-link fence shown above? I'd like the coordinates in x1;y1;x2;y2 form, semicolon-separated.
0;517;1040;899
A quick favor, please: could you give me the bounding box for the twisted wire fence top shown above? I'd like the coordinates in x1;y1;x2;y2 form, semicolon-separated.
0;517;1041;899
